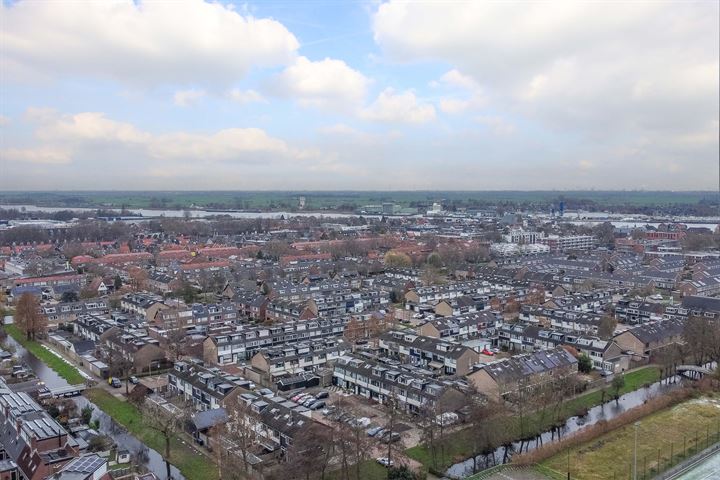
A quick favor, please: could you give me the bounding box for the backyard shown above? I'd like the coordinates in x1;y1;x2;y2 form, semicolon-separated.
85;388;218;480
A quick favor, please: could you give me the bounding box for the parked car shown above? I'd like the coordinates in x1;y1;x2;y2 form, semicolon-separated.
481;348;495;356
376;457;394;467
309;401;325;410
109;378;122;388
302;397;317;407
354;417;371;427
129;376;139;385
315;390;329;399
382;432;401;443
366;426;383;437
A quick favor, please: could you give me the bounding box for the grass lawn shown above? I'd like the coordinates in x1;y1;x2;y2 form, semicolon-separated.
542;396;720;480
562;366;661;415
85;388;218;480
328;459;391;480
4;324;86;384
406;367;662;472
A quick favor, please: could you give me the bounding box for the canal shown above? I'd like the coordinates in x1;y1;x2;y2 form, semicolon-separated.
2;328;185;480
446;377;686;478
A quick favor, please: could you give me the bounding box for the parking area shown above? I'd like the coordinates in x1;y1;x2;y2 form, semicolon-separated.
310;388;426;450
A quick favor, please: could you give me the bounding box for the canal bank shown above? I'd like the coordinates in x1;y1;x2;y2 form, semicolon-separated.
1;329;188;480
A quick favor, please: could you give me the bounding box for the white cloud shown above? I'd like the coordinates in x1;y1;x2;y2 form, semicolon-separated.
437;69;479;91
16;109;309;163
1;0;299;86
434;69;485;114
227;89;265;104
318;123;363;136
361;88;435;124
373;1;719;141
174;89;206;107
35;112;150;145
148;128;297;161
273;56;370;110
318;123;402;143
475;115;515;136
439;98;471;114
1;147;72;165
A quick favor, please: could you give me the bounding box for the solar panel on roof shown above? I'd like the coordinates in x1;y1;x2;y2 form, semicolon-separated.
68;455;104;473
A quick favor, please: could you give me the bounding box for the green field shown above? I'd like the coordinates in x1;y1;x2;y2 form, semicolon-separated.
0;190;716;212
3;324;86;384
543;396;720;480
85;388;218;480
406;367;661;472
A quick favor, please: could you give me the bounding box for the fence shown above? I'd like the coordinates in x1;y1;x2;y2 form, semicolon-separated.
606;420;720;480
109;466;134;479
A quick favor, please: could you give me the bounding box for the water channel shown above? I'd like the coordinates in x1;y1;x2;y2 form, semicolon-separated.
1;327;185;480
0;203;366;220
446;377;685;478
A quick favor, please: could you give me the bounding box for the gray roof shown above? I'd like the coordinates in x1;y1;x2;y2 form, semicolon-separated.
191;407;228;431
478;347;578;385
622;319;685;344
681;296;720;313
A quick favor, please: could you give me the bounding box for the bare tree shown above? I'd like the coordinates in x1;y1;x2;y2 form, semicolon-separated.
285;422;335;480
109;353;134;394
223;395;259;475
164;325;187;363
597;314;618;340
420;265;443;286
418;403;441;469
349;417;370;480
683;316;720;366
15;293;47;340
383;391;402;471
129;267;148;292
143;402;189;480
343;317;364;347
467;397;505;473
505;378;532;453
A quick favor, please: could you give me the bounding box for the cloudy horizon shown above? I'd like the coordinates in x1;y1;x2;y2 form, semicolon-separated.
1;0;718;191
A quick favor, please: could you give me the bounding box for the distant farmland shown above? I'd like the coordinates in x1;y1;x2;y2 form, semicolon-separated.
0;190;717;212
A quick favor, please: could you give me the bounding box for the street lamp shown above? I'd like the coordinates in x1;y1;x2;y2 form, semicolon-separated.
567;447;571;480
634;421;641;480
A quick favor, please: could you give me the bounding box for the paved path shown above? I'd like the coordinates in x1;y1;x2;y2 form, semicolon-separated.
671;451;720;480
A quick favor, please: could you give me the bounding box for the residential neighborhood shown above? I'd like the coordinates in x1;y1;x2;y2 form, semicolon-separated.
1;202;719;480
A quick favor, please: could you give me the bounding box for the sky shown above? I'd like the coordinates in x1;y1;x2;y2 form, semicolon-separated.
0;0;718;191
